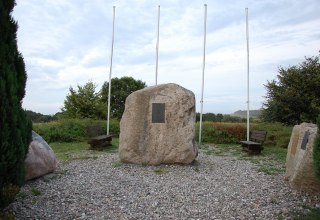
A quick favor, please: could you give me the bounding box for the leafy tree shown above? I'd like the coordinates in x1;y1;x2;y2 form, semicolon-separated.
216;113;223;122
204;113;216;121
100;76;146;119
0;0;32;207
196;113;216;122
61;81;105;119
196;112;251;123
261;53;320;125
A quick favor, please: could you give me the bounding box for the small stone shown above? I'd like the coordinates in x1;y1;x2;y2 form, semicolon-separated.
24;131;57;180
285;123;320;192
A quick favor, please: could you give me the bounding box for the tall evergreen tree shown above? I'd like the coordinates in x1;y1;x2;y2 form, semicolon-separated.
0;0;32;198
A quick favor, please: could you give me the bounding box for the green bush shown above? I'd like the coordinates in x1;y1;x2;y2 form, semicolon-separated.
313;115;320;179
0;184;19;209
197;122;292;147
0;211;15;220
33;119;120;143
196;122;246;144
253;122;292;148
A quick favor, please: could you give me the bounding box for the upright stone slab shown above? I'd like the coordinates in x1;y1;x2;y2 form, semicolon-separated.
119;83;198;165
286;123;320;192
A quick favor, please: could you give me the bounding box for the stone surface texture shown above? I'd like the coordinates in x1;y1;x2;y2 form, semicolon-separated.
119;83;198;165
24;131;57;180
286;123;320;192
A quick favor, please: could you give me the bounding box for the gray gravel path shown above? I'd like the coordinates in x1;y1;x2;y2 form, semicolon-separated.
7;151;320;219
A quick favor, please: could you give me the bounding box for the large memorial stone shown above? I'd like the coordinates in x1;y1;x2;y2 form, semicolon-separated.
119;83;198;165
286;123;320;192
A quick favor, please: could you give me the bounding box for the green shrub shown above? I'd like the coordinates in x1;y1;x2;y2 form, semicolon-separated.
0;211;15;220
31;187;41;196
33;121;83;142
197;122;292;147
313;115;320;179
253;122;292;148
0;184;20;209
196;122;246;144
33;118;120;143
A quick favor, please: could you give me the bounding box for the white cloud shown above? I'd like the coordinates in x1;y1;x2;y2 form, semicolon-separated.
13;0;320;115
29;57;63;69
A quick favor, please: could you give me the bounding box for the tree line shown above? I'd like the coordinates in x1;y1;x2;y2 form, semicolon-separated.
196;113;253;123
60;76;146;120
25;110;57;123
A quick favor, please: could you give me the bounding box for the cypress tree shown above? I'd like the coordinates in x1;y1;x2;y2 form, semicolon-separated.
0;0;32;205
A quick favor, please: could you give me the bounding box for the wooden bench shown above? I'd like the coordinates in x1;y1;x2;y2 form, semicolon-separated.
240;130;267;154
86;125;113;150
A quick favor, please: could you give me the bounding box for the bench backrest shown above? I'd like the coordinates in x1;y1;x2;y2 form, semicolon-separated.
250;130;267;143
86;125;105;138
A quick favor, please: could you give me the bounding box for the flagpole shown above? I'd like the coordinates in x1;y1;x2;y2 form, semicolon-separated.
107;6;115;135
245;8;250;141
155;5;160;85
199;4;207;146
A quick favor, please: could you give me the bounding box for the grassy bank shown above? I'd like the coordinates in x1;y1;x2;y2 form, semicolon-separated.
33;119;293;164
33;118;120;143
33;119;292;149
196;122;292;148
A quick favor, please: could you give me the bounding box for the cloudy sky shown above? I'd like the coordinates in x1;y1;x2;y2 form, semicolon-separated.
13;0;320;115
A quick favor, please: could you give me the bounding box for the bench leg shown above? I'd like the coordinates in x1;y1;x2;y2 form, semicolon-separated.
251;147;262;155
245;145;262;155
88;140;112;150
241;144;248;152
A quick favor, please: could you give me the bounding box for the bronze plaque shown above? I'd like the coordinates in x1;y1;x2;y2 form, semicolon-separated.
152;103;165;123
300;131;309;150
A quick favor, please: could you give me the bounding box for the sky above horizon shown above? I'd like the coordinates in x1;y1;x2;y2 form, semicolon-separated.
13;0;320;115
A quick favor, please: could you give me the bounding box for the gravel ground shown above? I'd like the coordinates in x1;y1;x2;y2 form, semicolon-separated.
7;151;320;220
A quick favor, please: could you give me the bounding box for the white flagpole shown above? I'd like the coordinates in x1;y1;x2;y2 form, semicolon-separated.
107;6;115;135
155;5;160;85
199;4;207;146
245;8;250;141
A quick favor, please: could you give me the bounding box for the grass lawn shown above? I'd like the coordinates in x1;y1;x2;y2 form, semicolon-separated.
200;143;288;175
51;138;288;175
52;138;287;174
292;207;320;220
50;138;119;161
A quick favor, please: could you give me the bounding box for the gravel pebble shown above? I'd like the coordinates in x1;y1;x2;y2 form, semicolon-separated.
6;151;320;219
